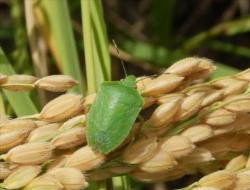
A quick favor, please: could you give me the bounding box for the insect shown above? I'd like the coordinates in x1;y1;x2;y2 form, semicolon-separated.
86;75;143;154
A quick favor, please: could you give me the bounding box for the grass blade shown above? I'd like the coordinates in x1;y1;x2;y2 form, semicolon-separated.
81;0;97;93
182;17;250;52
207;40;250;59
90;0;111;80
120;39;184;67
81;0;111;93
0;47;38;116
0;92;5;115
92;36;105;88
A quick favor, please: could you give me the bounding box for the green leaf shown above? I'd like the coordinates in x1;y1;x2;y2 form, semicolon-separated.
120;39;184;67
36;0;84;94
81;0;97;93
81;0;111;93
0;47;38;116
183;17;250;52
207;40;250;59
90;0;111;80
212;63;240;79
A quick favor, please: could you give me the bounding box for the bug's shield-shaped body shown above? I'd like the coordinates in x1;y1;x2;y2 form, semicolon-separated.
86;76;143;154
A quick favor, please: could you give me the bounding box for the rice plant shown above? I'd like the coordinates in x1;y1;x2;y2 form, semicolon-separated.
0;0;250;190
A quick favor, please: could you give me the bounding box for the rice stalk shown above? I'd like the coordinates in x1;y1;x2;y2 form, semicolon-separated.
1;57;250;190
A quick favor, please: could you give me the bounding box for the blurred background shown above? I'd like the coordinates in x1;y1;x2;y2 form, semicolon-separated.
1;0;250;78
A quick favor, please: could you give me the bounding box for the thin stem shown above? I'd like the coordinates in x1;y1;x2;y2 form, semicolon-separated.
92;35;105;88
0;92;5;116
122;176;131;190
112;176;131;190
112;176;123;190
182;17;250;52
90;0;111;80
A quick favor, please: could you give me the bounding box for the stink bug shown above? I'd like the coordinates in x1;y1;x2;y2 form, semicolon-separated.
86;75;143;154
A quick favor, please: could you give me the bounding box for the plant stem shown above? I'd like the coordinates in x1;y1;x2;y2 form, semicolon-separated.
112;176;131;190
81;0;97;94
90;0;111;80
182;17;250;52
0;92;5;116
112;176;123;190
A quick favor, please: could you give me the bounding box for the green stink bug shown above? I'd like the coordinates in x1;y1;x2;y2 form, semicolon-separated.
86;75;143;154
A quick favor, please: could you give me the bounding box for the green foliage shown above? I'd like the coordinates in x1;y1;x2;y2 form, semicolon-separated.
120;39;184;67
182;17;250;52
81;0;111;94
90;0;111;81
0;1;250;189
208;40;250;59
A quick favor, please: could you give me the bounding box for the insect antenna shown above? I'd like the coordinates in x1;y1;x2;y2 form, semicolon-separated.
112;39;162;84
112;39;128;77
